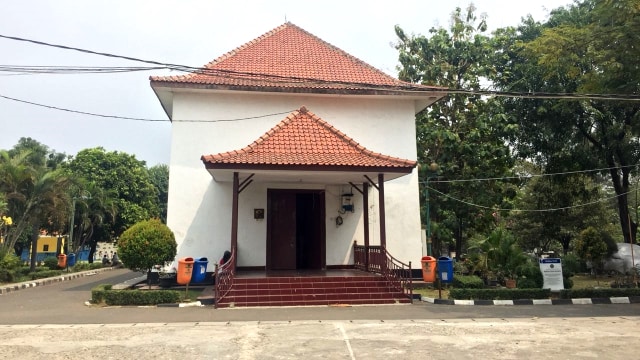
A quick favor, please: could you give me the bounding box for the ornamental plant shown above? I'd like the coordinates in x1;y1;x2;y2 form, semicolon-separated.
118;219;177;287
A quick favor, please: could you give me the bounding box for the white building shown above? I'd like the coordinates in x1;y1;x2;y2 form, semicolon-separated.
150;23;444;273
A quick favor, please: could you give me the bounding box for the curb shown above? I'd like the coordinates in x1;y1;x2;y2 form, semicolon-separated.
0;267;117;295
422;296;640;305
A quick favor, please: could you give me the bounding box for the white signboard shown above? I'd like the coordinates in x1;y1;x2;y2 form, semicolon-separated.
539;258;564;291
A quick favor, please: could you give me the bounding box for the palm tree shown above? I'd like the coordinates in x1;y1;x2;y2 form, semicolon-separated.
70;182;117;262
0;150;72;270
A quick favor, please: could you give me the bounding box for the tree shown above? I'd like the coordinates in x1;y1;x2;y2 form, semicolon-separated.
69;181;117;263
574;226;618;276
64;148;159;239
491;0;640;244
148;164;169;223
0;149;72;270
395;4;517;256
511;170;616;255
118;219;177;286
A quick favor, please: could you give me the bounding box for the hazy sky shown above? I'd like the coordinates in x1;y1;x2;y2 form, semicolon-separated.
0;0;574;166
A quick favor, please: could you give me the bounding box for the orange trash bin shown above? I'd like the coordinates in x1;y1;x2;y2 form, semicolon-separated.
421;256;436;282
57;254;67;268
177;257;195;285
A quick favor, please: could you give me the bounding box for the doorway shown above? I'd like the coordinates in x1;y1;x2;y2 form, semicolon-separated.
267;189;325;270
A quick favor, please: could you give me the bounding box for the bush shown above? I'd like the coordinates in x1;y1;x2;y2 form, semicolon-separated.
563;276;574;289
453;275;484;289
118;219;177;275
43;256;59;270
450;288;551;300
0;252;21;270
559;288;640;299
516;259;543;289
91;284;181;306
0;269;15;283
28;270;63;279
561;253;585;276
71;262;102;272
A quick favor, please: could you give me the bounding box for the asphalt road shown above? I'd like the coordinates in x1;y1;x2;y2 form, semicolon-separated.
1;269;639;359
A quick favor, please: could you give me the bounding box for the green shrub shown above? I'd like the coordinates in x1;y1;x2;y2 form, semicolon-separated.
453;275;484;289
43;256;60;270
561;253;585;276
0;252;21;270
450;288;551;300
516;259;543;289
0;269;15;283
118;219;177;276
563;276;574;289
91;284;181;305
559;288;640;299
28;270;63;279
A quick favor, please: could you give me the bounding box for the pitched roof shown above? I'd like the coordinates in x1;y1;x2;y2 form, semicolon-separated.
150;22;442;94
201;106;417;172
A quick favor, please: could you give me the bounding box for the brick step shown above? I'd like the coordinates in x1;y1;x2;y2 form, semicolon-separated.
231;281;394;291
226;286;399;297
217;297;411;308
233;276;380;284
203;275;412;308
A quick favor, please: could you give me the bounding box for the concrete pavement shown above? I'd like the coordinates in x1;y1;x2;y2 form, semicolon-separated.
2;268;640;359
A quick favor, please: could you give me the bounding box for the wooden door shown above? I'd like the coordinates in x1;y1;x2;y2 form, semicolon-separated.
268;191;297;270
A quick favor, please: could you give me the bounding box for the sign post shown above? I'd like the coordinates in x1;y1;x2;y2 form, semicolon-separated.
539;258;564;291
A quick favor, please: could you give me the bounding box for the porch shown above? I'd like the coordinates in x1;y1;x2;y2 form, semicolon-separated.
205;243;413;308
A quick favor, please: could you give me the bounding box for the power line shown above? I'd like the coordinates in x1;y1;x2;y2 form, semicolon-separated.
2;33;640;101
422;164;639;184
427;185;632;213
0;94;295;123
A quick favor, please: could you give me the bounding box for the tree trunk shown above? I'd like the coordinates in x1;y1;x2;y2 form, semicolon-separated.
609;165;637;244
29;226;39;272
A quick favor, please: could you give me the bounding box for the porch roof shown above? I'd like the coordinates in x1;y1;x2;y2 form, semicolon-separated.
201;106;417;183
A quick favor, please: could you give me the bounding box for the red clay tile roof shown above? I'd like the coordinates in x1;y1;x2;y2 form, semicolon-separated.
201;106;417;171
150;22;442;94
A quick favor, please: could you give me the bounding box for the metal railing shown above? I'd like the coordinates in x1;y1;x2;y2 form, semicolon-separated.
213;248;236;309
353;241;413;302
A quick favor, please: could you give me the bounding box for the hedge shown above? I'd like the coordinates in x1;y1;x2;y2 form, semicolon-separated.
452;275;484;289
91;284;182;306
559;288;640;299
449;288;551;300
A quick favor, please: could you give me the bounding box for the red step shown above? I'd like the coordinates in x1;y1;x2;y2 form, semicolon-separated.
210;275;410;308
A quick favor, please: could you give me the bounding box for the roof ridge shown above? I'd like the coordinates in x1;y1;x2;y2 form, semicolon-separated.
203;22;291;70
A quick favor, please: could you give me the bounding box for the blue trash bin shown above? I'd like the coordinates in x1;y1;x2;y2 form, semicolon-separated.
437;256;453;283
191;257;209;283
67;253;77;267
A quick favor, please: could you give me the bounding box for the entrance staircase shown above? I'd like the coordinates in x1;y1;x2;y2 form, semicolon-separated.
200;273;411;308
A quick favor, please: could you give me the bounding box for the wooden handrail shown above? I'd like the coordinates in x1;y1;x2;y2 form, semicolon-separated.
354;242;413;302
214;248;236;308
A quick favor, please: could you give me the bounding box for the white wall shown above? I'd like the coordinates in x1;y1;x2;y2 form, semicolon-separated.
166;91;424;268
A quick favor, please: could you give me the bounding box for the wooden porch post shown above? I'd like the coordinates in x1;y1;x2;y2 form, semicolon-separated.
231;172;239;269
378;173;386;249
363;182;369;271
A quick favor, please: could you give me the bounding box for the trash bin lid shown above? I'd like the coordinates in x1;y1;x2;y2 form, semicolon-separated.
438;256;451;261
421;256;435;261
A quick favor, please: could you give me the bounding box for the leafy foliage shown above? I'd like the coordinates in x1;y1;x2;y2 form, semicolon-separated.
64;147;159;239
148;164;169;223
574;226;618;274
118;219;176;275
492;0;640;244
395;5;517;256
